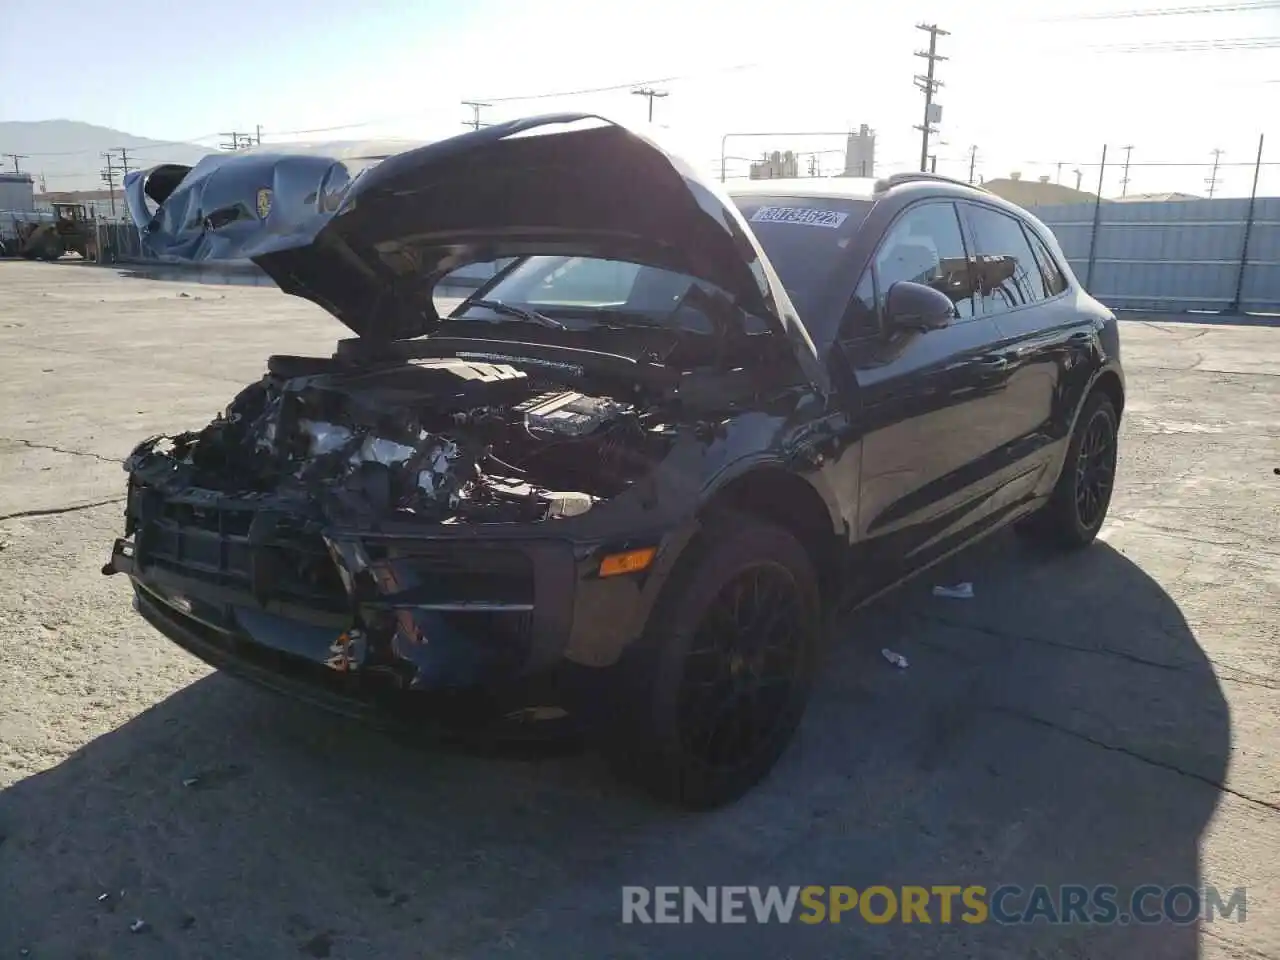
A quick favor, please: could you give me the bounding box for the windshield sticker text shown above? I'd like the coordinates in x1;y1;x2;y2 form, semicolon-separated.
750;206;849;229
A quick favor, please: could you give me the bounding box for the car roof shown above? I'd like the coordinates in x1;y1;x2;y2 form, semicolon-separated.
727;177;881;202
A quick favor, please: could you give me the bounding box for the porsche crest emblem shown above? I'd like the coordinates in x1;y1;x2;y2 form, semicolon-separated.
256;187;273;220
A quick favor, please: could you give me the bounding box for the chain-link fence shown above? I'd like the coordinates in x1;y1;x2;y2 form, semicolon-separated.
91;218;144;262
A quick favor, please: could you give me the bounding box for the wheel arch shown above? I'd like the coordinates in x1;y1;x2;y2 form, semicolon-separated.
701;466;844;608
1090;367;1125;419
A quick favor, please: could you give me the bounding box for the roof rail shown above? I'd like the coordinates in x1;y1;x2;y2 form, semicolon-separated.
873;171;989;194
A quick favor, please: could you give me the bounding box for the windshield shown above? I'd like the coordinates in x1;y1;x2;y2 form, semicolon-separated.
728;195;874;320
451;255;763;334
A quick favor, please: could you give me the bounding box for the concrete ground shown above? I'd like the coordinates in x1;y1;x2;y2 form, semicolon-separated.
0;260;1277;959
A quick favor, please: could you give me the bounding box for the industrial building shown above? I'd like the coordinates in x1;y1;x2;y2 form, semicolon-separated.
842;125;876;177
750;150;800;179
0;173;35;212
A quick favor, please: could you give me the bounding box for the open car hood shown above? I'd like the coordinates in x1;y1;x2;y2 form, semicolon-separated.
124;114;827;391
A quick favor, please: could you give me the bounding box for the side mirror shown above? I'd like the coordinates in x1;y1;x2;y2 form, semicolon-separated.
884;280;956;334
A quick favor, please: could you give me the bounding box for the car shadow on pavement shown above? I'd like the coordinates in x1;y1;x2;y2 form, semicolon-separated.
0;531;1230;959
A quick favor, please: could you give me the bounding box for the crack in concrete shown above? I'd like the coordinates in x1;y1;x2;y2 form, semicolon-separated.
922;613;1279;690
1140;365;1280;380
1201;923;1275;959
1106;515;1280;558
0;436;123;465
0;496;127;523
991;705;1280;814
1211;669;1280;691
919;614;1189;672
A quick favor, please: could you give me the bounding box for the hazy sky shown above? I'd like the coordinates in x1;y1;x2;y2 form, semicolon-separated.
2;0;1278;196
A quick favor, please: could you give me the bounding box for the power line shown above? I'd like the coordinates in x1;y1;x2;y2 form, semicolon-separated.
631;87;668;123
1048;0;1280;19
479;62;759;104
16;133;223;159
913;23;949;172
1100;36;1280;52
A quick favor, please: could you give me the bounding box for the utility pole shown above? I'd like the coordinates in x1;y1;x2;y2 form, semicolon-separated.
256;124;262;146
1119;145;1134;196
631;87;669;123
116;147;134;179
3;154;28;174
967;145;978;183
913;23;948;172
1056;161;1063;184
219;131;256;151
1205;148;1224;198
100;152;118;217
1074;168;1083;191
461;101;491;131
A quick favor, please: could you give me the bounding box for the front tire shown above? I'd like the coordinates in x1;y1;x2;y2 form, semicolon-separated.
1018;391;1119;548
602;518;821;809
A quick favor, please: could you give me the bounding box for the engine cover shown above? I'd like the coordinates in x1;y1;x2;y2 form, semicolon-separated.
513;391;629;437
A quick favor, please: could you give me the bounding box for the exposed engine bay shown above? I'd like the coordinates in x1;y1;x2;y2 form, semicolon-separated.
125;356;671;526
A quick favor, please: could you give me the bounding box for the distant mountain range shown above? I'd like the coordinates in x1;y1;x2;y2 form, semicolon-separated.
0;120;215;193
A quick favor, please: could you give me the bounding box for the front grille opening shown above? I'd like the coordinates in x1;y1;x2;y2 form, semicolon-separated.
441;610;534;675
137;502;348;612
379;546;535;606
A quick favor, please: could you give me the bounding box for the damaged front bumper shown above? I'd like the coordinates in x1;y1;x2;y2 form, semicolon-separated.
104;481;682;726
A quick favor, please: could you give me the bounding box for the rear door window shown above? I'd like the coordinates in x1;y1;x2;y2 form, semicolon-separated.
963;204;1051;314
1025;229;1068;296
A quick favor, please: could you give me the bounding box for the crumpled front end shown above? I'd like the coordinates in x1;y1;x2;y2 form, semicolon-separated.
104;354;686;722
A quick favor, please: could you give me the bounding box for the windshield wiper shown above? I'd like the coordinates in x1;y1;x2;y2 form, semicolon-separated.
465;299;565;330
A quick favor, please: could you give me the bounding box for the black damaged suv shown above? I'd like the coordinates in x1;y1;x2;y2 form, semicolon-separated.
105;115;1123;807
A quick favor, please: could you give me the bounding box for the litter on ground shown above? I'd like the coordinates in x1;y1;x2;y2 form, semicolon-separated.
881;648;909;669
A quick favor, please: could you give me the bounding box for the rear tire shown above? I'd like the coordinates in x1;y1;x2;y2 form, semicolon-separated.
1016;391;1119;549
600;518;821;809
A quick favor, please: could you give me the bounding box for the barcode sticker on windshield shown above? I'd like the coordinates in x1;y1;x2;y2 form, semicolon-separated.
750;206;849;229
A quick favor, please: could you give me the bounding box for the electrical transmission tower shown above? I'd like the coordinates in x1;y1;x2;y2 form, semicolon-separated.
631;87;668;123
462;101;492;131
1205;148;1224;198
913;23;949;172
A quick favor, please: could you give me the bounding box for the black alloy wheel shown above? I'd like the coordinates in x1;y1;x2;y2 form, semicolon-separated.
1016;390;1120;548
1075;404;1117;531
601;518;821;809
676;564;806;772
